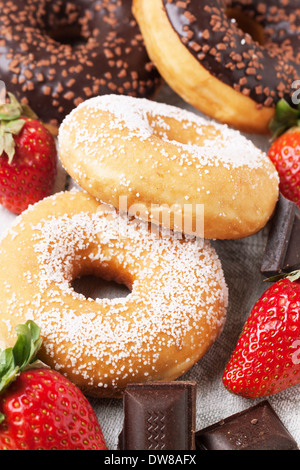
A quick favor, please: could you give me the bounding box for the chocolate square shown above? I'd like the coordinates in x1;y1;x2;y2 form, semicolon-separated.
195;401;299;450
118;381;196;450
261;196;300;276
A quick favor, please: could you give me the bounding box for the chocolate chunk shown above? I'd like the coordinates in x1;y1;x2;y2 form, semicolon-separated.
118;381;196;450
195;401;299;450
261;196;300;276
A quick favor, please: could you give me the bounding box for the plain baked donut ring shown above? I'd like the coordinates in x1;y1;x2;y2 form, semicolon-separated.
58;94;279;240
133;0;300;134
0;0;161;131
0;190;228;398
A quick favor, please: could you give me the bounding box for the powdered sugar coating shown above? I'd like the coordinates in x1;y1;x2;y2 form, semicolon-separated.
58;94;279;240
58;94;278;175
0;191;228;396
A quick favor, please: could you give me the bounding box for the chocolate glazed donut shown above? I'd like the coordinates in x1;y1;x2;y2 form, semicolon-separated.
133;0;300;134
0;0;161;131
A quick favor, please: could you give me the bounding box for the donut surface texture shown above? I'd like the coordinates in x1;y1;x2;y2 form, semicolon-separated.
58;95;279;240
0;0;161;130
0;190;228;398
133;0;300;134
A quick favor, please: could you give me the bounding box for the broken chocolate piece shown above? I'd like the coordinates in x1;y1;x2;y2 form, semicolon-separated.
118;381;196;450
261;196;300;276
195;401;299;450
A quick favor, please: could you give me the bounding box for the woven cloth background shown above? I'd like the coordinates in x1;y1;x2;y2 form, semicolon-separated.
0;84;299;450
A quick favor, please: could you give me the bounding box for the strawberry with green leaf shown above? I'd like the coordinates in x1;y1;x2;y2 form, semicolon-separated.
0;87;57;214
268;99;300;208
223;270;300;399
0;321;107;450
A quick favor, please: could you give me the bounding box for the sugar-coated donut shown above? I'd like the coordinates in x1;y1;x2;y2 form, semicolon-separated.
0;190;228;398
58;94;279;240
0;0;161;131
133;0;300;134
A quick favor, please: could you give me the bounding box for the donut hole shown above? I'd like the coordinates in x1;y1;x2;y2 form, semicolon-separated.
46;25;86;47
37;0;87;47
147;115;219;147
226;8;265;45
72;274;131;301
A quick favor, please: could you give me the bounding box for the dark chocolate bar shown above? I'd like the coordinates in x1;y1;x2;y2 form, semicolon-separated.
195;401;299;450
118;381;196;450
261;195;300;276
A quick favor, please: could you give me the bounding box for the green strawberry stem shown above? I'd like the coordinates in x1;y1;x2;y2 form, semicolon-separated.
264;269;300;283
0;90;38;163
269;98;300;140
0;93;24;121
0;321;42;424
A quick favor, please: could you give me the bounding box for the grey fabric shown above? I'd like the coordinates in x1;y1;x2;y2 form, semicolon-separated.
0;84;299;450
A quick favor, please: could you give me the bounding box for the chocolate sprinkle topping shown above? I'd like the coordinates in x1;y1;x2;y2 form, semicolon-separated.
0;0;161;126
163;0;300;107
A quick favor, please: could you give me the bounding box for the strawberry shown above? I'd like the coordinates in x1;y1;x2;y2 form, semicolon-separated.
268;99;300;208
0;321;107;450
0;85;57;214
223;270;300;399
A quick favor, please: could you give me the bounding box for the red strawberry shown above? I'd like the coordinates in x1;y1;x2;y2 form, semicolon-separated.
268;99;300;208
223;270;300;399
0;321;107;450
0;89;57;214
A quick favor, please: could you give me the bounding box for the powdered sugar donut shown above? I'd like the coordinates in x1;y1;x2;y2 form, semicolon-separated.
0;190;228;398
58;94;279;240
